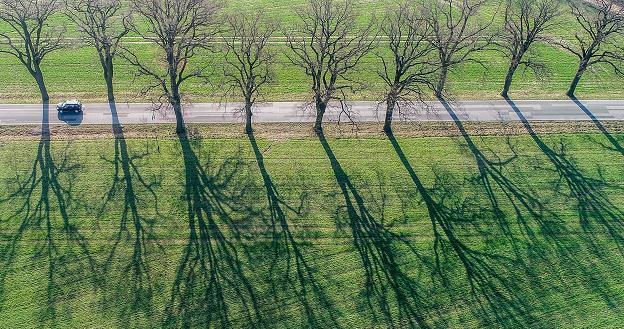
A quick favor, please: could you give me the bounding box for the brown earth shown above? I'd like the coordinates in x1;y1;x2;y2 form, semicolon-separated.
1;121;623;141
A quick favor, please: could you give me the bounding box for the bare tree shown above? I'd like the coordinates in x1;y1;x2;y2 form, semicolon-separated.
65;0;130;103
0;0;65;102
500;0;560;98
286;0;376;134
222;14;277;135
560;0;624;97
378;1;437;133
122;0;222;135
422;0;495;99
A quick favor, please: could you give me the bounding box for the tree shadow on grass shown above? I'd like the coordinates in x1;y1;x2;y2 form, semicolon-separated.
247;132;340;328
317;131;433;328
505;97;624;257
437;98;559;248
163;130;264;328
98;101;162;323
386;131;537;327
439;97;624;316
570;96;624;157
0;102;99;325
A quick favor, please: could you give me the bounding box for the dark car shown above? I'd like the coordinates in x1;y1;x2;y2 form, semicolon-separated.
57;100;83;113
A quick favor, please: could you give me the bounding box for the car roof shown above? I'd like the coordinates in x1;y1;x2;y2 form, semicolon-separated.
64;100;81;105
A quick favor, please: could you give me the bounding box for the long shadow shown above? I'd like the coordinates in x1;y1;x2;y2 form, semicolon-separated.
0;102;99;324
164;130;264;328
570;96;624;156
317;132;432;328
444;97;624;309
505;97;624;256
247;132;340;327
386;131;536;327
438;98;568;252
98;101;162;321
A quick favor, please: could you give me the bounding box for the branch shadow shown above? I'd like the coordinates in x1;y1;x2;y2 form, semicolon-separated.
97;101;163;322
438;98;562;250
317;132;432;328
163;130;265;328
247;132;340;327
569;96;624;157
386;131;537;327
505;97;624;256
441;96;624;313
0;102;99;325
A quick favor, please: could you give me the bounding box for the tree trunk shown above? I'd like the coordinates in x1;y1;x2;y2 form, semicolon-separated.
245;100;253;135
173;101;186;136
314;99;327;135
34;70;49;103
501;61;519;98
104;74;116;104
167;50;186;136
435;66;448;99
567;63;587;98
171;80;186;135
384;95;397;133
104;61;116;103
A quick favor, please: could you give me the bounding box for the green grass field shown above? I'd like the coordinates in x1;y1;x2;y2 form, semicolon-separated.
0;0;623;103
1;121;624;327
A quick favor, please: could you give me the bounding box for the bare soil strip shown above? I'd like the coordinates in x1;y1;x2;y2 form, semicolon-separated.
1;121;623;141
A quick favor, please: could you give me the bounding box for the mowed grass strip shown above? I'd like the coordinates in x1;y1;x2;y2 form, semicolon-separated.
1;130;624;328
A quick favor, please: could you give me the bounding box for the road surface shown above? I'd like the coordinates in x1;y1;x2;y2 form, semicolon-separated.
0;100;623;126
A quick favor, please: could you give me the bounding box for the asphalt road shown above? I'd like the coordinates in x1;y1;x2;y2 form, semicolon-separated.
0;100;623;126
